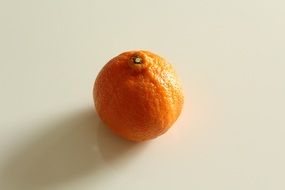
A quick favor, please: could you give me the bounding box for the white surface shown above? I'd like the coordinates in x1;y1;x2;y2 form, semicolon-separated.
0;0;285;190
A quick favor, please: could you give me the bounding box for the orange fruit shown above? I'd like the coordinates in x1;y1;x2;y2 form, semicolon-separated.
93;50;184;141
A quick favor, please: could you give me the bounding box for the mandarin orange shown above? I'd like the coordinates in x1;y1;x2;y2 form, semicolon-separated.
93;50;184;141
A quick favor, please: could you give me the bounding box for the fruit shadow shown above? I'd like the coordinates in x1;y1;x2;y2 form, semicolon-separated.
0;108;147;190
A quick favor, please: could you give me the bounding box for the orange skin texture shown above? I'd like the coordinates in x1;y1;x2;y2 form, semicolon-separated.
93;50;184;141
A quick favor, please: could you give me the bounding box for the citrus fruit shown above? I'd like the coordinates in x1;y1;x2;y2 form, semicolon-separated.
93;50;184;141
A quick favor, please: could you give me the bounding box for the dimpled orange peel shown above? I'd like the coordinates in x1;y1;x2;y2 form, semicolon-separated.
93;50;184;141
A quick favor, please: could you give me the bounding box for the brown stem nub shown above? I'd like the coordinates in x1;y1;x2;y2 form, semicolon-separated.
133;56;143;64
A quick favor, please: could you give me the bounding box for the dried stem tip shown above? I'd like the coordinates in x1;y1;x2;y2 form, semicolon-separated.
133;56;143;64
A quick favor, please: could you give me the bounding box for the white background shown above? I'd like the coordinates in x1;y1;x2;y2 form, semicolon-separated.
0;0;284;190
